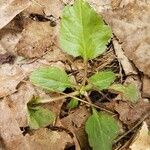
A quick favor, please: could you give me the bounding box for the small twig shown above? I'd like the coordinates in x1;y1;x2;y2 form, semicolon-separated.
84;92;115;114
114;112;150;143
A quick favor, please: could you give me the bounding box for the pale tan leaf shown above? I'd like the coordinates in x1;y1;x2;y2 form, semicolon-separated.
142;75;150;98
113;39;137;75
26;128;73;150
0;99;30;150
101;1;150;76
8;82;36;127
0;0;31;29
15;21;53;58
130;122;150;150
0;64;25;98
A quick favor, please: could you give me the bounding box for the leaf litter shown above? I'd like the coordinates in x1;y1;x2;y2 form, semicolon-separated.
0;0;149;149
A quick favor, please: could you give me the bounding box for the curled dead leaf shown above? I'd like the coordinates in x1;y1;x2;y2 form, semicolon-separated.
130;122;150;150
101;2;150;76
0;99;30;150
0;0;31;29
15;21;53;58
0;64;25;98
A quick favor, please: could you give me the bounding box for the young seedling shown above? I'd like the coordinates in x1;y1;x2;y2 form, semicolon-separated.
28;0;139;149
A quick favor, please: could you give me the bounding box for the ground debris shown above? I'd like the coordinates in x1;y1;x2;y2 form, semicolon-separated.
101;1;150;76
0;0;31;29
129;122;150;150
25;128;74;150
0;99;30;150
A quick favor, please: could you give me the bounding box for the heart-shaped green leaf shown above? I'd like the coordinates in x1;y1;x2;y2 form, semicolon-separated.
88;71;116;90
85;109;119;150
30;67;73;92
60;0;112;60
109;84;139;103
27;106;55;129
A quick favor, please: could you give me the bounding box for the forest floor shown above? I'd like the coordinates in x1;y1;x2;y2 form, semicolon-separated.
0;0;150;150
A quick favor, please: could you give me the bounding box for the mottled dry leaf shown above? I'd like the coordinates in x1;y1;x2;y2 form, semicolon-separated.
142;75;150;98
61;106;91;149
26;128;73;150
0;52;15;65
0;64;25;98
115;100;150;126
0;99;30;150
16;21;53;58
8;82;36;127
101;1;150;76
130;122;150;150
88;0;111;12
0;0;31;29
113;39;137;75
34;0;63;17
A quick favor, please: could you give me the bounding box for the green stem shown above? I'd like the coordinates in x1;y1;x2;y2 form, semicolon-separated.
82;60;88;86
36;91;79;104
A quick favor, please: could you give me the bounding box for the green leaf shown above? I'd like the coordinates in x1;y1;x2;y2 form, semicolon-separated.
60;0;112;60
109;84;139;103
88;71;116;90
30;67;72;92
85;109;119;150
67;98;79;109
27;106;55;129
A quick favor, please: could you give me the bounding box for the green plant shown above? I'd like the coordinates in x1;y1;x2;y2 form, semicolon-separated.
28;0;139;149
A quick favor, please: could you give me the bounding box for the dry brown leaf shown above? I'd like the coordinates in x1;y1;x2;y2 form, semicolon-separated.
113;39;137;75
130;122;150;150
0;0;31;29
15;21;53;58
0;99;30;150
115;100;150;126
61;106;90;149
33;0;63;17
0;64;25;98
142;75;150;98
26;128;73;150
0;52;15;65
7;82;36;127
101;1;150;76
88;0;111;12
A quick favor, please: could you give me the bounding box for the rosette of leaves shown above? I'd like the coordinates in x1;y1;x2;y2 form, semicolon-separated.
29;0;139;149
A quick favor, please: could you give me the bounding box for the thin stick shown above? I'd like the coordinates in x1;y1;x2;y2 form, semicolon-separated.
114;112;150;143
72;96;115;114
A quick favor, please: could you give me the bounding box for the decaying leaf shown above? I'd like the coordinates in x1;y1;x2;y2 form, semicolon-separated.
0;52;15;64
0;0;31;29
61;106;91;149
115;100;150;126
130;122;150;150
142;75;150;98
8;82;36;127
101;1;150;76
26;128;74;150
0;99;30;150
113;39;137;75
0;64;25;98
15;21;53;58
